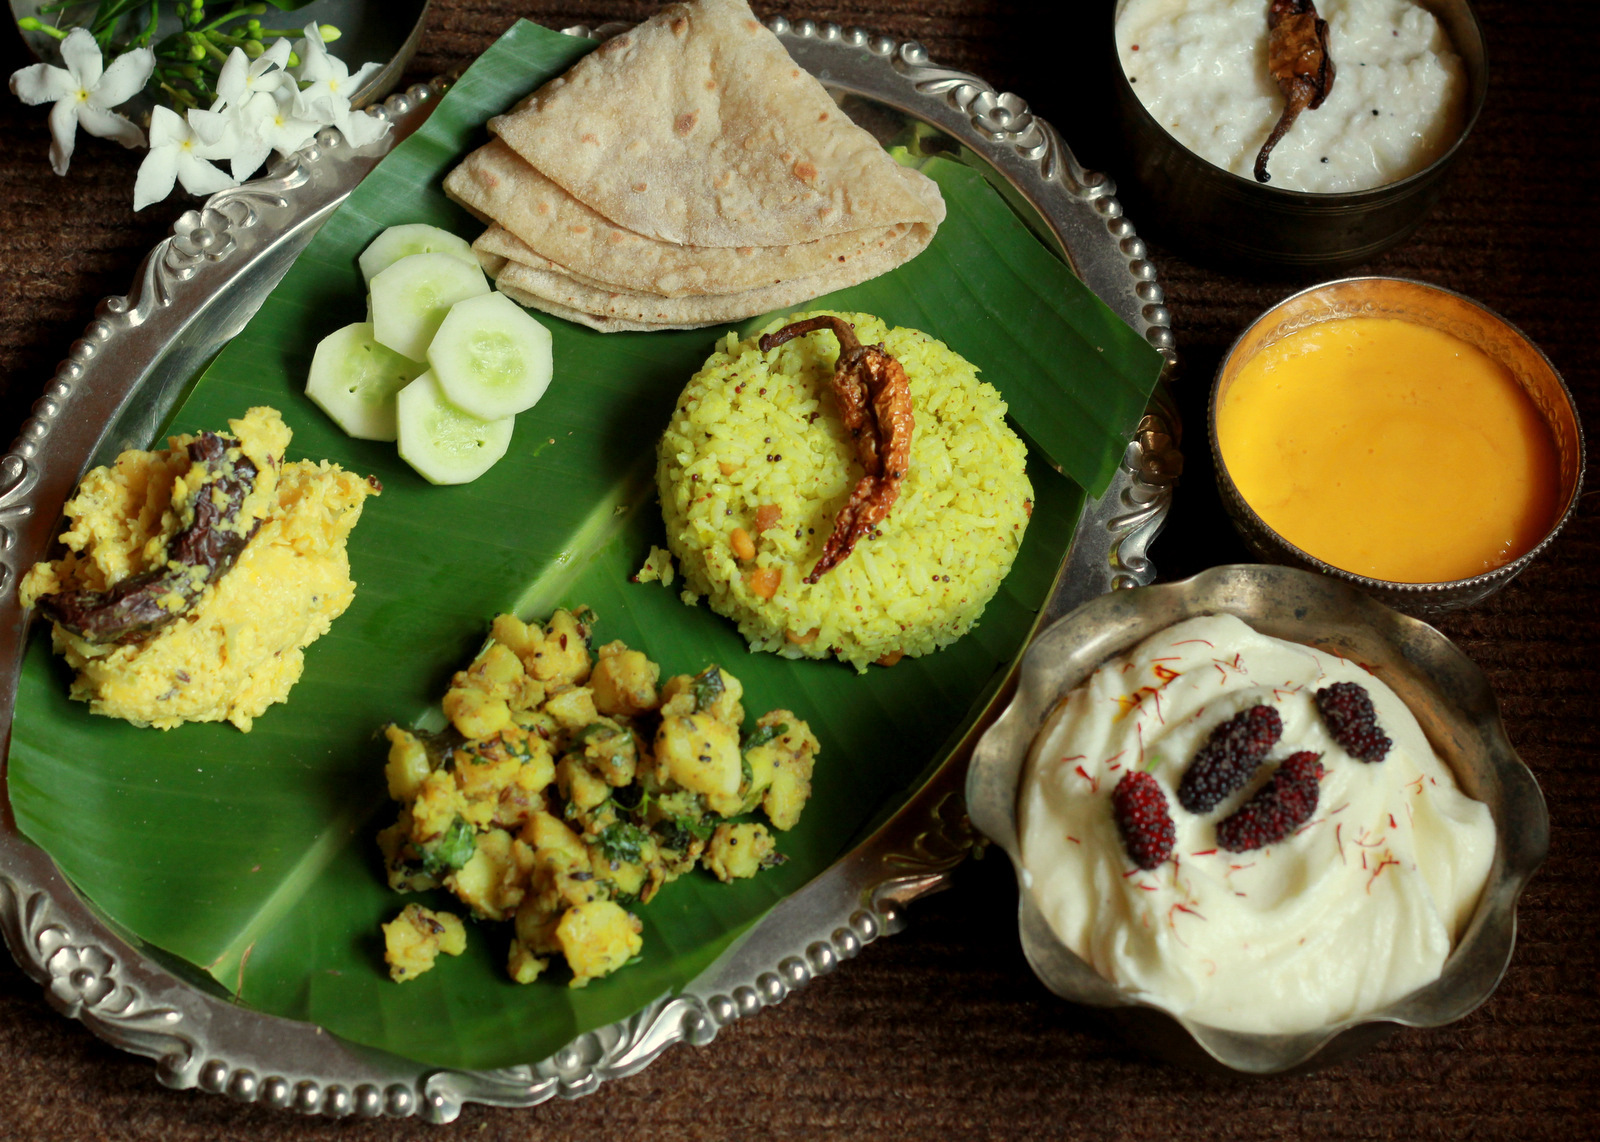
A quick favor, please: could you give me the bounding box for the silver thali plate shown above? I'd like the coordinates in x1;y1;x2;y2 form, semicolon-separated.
0;17;1179;1123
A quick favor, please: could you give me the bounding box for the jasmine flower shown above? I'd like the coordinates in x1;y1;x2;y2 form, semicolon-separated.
9;27;153;176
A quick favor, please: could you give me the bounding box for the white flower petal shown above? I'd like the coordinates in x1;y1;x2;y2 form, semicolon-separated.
260;37;293;72
76;105;146;149
46;97;78;176
292;84;342;129
174;151;237;197
265;110;319;158
186;107;234;149
147;104;187;148
230;134;272;181
133;147;179;211
346;60;381;92
340;109;389;148
92;47;154;108
59;28;103;88
9;62;76;106
292;23;341;83
236;90;278;127
213;47;250;109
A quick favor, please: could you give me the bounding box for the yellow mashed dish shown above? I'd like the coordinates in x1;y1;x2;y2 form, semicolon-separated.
19;406;379;731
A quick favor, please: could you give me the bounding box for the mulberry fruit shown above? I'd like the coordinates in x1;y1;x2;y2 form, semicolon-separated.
1315;681;1391;762
1111;771;1176;870
1176;705;1282;814
1216;751;1324;852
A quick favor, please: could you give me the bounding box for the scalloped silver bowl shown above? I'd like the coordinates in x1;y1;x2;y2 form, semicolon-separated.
1210;277;1586;618
966;563;1548;1074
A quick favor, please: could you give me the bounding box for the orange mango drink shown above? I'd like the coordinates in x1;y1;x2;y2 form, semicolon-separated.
1216;316;1560;583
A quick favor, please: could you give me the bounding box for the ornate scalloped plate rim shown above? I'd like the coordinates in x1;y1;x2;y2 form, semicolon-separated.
0;17;1179;1123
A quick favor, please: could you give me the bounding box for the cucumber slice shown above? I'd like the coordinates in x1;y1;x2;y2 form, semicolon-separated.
370;253;490;361
427;291;554;420
305;322;425;441
395;370;514;485
359;224;479;284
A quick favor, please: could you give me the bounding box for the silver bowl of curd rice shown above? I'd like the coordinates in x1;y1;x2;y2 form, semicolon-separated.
965;564;1548;1075
1110;0;1487;273
1210;277;1585;616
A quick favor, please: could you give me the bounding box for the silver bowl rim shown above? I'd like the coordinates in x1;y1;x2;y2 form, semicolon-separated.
1208;275;1587;603
965;562;1550;1074
1110;0;1488;203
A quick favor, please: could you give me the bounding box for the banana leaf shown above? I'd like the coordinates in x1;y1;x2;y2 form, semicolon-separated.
7;20;1162;1071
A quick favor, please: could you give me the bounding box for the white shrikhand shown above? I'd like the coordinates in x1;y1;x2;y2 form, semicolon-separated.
1017;614;1495;1034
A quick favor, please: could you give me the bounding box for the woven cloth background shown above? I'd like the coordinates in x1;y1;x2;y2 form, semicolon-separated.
1;3;1595;1139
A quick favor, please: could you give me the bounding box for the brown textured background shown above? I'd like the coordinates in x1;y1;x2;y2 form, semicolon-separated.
1;2;1596;1139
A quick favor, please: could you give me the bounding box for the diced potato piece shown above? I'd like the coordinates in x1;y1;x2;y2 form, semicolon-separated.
384;726;431;802
557;756;611;814
450;642;545;717
653;789;704;822
528;609;592;686
658;668;744;726
654;712;743;815
575;721;637;787
489;613;540;659
490;609;592;685
458;642;525;697
704;822;777;883
507;940;549;984
657;677;696;718
446;828;529;922
523;810;588;867
511;676;548;713
742;743;779;809
553;863;607;911
492;743;556;829
382;904;466;982
514;888;563;956
556;900;643;988
410;770;467;844
764;765;811;832
752;712;819;832
590;642;659;716
377;810;440;893
512;706;560;740
544;686;599;730
588;833;662;903
443;685;512;740
453;739;527;828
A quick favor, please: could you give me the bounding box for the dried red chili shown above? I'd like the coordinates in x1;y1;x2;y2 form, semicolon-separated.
758;316;914;582
1254;0;1336;184
38;432;261;644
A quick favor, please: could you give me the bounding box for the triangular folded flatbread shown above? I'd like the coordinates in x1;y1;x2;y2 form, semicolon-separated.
488;220;930;327
495;281;707;332
444;139;925;297
486;0;944;248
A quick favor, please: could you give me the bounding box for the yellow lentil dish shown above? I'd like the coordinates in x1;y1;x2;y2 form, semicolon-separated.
19;406;379;731
379;608;819;987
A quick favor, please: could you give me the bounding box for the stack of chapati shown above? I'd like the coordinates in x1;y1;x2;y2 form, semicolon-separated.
442;0;945;332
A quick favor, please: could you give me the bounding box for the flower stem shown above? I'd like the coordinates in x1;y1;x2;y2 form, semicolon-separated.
198;4;253;34
15;17;70;40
